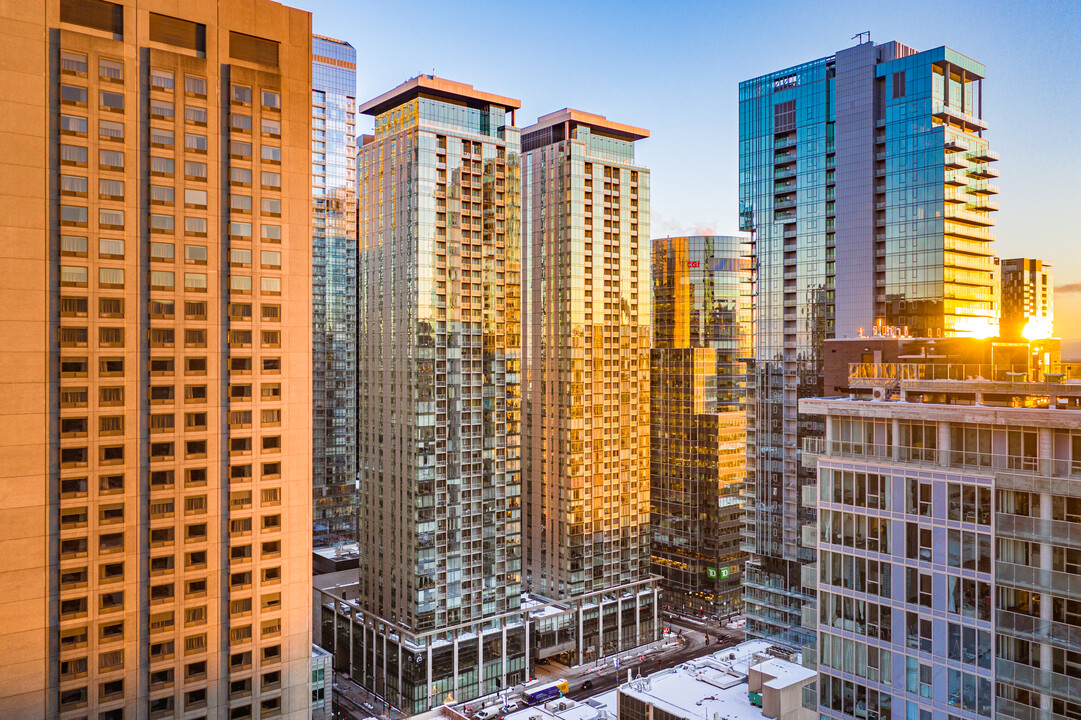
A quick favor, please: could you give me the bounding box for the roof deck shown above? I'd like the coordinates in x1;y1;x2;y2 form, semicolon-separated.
524;108;649;141
359;74;521;116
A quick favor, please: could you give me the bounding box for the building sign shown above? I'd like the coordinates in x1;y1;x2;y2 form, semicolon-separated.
706;567;731;579
773;74;800;91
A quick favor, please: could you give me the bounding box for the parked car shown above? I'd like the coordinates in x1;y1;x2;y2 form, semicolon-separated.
581;680;594;691
535;657;549;665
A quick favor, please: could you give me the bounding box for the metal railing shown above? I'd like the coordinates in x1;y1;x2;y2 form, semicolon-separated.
848;362;1070;385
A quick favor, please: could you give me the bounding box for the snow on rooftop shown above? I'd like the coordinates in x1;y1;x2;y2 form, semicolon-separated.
616;641;809;720
503;690;617;720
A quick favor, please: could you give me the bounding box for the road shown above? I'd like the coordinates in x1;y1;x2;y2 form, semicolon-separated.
332;671;408;720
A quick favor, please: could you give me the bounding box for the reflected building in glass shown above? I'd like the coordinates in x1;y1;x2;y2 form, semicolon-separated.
650;236;751;617
354;75;525;712
739;40;1000;646
311;35;358;548
521;110;656;603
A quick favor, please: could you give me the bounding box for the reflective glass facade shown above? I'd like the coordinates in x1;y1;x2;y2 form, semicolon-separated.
311;35;358;548
521;111;652;600
356;76;523;708
739;41;999;647
650;237;750;614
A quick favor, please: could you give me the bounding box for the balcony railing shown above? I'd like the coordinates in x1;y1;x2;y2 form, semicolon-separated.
848;361;1066;384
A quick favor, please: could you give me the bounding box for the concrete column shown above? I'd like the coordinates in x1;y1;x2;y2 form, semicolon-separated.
397;642;403;710
892;418;901;462
635;593;641;646
1039;427;1053;476
426;643;433;709
577;602;585;666
1040;492;1054;714
332;602;339;665
653;590;659;640
349;610;355;678
938;421;951;467
501;625;508;691
598;601;604;660
452;635;459;697
824;415;834;453
477;627;484;695
617;598;624;652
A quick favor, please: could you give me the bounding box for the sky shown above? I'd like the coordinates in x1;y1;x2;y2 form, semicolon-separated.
301;0;1081;340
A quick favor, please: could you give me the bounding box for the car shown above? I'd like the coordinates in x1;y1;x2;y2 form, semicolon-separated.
581;680;594;691
535;657;549;665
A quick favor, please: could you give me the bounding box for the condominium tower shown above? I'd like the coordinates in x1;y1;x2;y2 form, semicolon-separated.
310;35;358;548
0;0;314;718
650;236;750;616
804;359;1081;720
355;75;525;710
739;40;1000;645
1001;258;1053;340
521;110;653;600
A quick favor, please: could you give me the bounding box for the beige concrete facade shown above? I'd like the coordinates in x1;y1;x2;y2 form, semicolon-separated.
0;1;313;717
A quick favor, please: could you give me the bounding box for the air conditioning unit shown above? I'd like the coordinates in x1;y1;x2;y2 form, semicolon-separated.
871;386;888;401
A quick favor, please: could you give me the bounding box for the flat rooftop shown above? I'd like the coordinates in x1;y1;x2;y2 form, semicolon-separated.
523;108;649;141
616;640;805;720
503;691;617;720
360;74;521;116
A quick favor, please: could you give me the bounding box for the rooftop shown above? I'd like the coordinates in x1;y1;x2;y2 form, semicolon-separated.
359;74;521;116
524;109;649;141
616;640;806;720
503;691;617;720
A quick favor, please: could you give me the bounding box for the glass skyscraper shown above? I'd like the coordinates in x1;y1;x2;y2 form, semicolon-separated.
311;35;358;548
521;110;654;600
354;75;525;711
650;236;751;616
739;40;999;646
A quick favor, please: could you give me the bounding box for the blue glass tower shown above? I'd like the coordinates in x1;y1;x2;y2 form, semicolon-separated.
739;40;998;647
311;36;358;547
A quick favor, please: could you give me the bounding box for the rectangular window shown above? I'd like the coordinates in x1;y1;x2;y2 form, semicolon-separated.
184;161;207;180
262;89;281;110
60;50;88;74
230;31;278;66
150;126;173;147
260;171;280;189
60;84;88;105
98;149;123;170
230;248;252;266
61;205;88;225
150;68;174;90
150;270;175;290
99;58;123;81
98;238;124;258
184;189;207;208
261;197;281;216
149;214;174;232
230;114;251;132
185;75;206;97
260;251;281;268
61;114;88;135
61;175;88;195
231;84;252;104
60;265;88;286
98;267;124;288
184;273;207;292
232;195;253;212
98;178;124;199
61;144;88;165
260;277;281;295
261;118;281;137
150;99;174;118
184;133;207;152
184;245;207;264
149;12;206;52
150;156;174;176
99;90;124;111
150;242;174;261
230;140;252;159
230;168;252;186
230;221;252;238
260;145;281;163
184;217;207;236
185;106;207;125
150;185;174;206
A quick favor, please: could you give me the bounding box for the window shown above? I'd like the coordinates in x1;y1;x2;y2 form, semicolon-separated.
98;267;124;288
60;50;88;75
61;205;88;228
261;145;281;163
150;68;174;90
150;156;174;176
99;58;123;81
99;90;124;111
260;251;281;269
98;178;124;199
185;106;207;125
184;188;207;208
184;132;207;152
60;265;88;286
61;175;88;196
98;238;124;258
261;117;281;137
233;195;253;212
150;242;174;261
231;84;252;105
231;276;252;293
150;184;174;205
184;273;207;292
61;144;88;165
185;245;207;264
61;114;88;135
230;221;252;239
60;235;88;256
261;197;281;216
261;224;282;242
150;99;174;118
231;113;252;132
185;161;207;180
184;217;207;236
98;119;123;141
150;271;175;290
231;168;252;186
260;171;281;189
98;209;124;230
60;84;87;105
231;248;252;266
150;126;173;147
261;89;280;110
230;139;252;159
149;214;174;232
99;149;123;170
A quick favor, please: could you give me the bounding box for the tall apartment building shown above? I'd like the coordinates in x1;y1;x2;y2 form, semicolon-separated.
354;75;525;711
739;40;1000;645
521;109;654;601
0;1;313;717
803;362;1081;720
650;236;751;616
1001;258;1053;340
310;35;357;548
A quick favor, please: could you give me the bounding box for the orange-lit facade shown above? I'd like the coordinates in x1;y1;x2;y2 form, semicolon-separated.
0;1;313;717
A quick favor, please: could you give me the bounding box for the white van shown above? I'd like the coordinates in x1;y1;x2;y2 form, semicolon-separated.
476;707;501;720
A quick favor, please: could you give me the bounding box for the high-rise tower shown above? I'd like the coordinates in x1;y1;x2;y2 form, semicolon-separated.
650;236;751;616
354;75;525;710
739;40;999;645
521;109;653;599
310;35;357;548
0;0;313;717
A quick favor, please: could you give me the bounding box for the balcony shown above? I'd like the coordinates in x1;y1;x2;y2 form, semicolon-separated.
944;137;967;152
969;181;999;195
945;206;995;227
944;153;968;170
944;171;968;186
967;199;999;212
969;147;999;162
944;188;969;204
944;220;995;242
967;164;999;179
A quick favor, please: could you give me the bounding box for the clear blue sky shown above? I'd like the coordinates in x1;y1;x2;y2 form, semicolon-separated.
301;0;1081;338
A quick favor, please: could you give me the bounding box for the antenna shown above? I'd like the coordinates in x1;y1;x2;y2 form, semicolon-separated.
852;31;870;44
